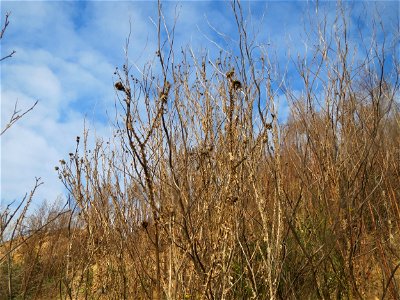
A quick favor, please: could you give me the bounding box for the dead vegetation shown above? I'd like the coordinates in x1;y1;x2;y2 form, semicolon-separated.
1;1;399;299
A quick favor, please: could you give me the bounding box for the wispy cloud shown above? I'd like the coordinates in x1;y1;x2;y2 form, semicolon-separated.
1;1;398;209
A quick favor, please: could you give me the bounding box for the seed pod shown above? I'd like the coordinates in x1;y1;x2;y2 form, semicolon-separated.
226;68;235;79
115;81;125;91
232;80;242;90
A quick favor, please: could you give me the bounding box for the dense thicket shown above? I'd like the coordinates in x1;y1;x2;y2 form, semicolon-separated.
1;2;399;299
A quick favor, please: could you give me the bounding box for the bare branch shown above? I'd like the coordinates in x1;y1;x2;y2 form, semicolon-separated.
1;100;38;136
1;12;16;62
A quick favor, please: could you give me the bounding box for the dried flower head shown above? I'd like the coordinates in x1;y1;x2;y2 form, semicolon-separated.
115;81;125;91
232;80;242;90
226;68;235;79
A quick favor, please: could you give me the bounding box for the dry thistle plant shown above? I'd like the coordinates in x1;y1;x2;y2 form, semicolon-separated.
53;2;400;299
2;1;399;299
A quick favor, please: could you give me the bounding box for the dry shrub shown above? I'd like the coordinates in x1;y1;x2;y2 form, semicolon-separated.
2;1;399;299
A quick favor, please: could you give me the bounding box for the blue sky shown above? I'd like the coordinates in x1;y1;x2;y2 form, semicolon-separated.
1;1;398;209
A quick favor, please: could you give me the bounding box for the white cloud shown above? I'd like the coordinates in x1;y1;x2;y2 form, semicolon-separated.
1;0;397;210
1;123;63;202
0;1;117;207
3;64;62;107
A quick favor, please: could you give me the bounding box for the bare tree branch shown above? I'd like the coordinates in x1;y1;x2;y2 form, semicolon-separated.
1;100;39;136
0;12;16;62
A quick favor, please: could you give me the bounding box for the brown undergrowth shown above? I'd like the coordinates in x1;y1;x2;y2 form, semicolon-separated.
1;1;399;299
